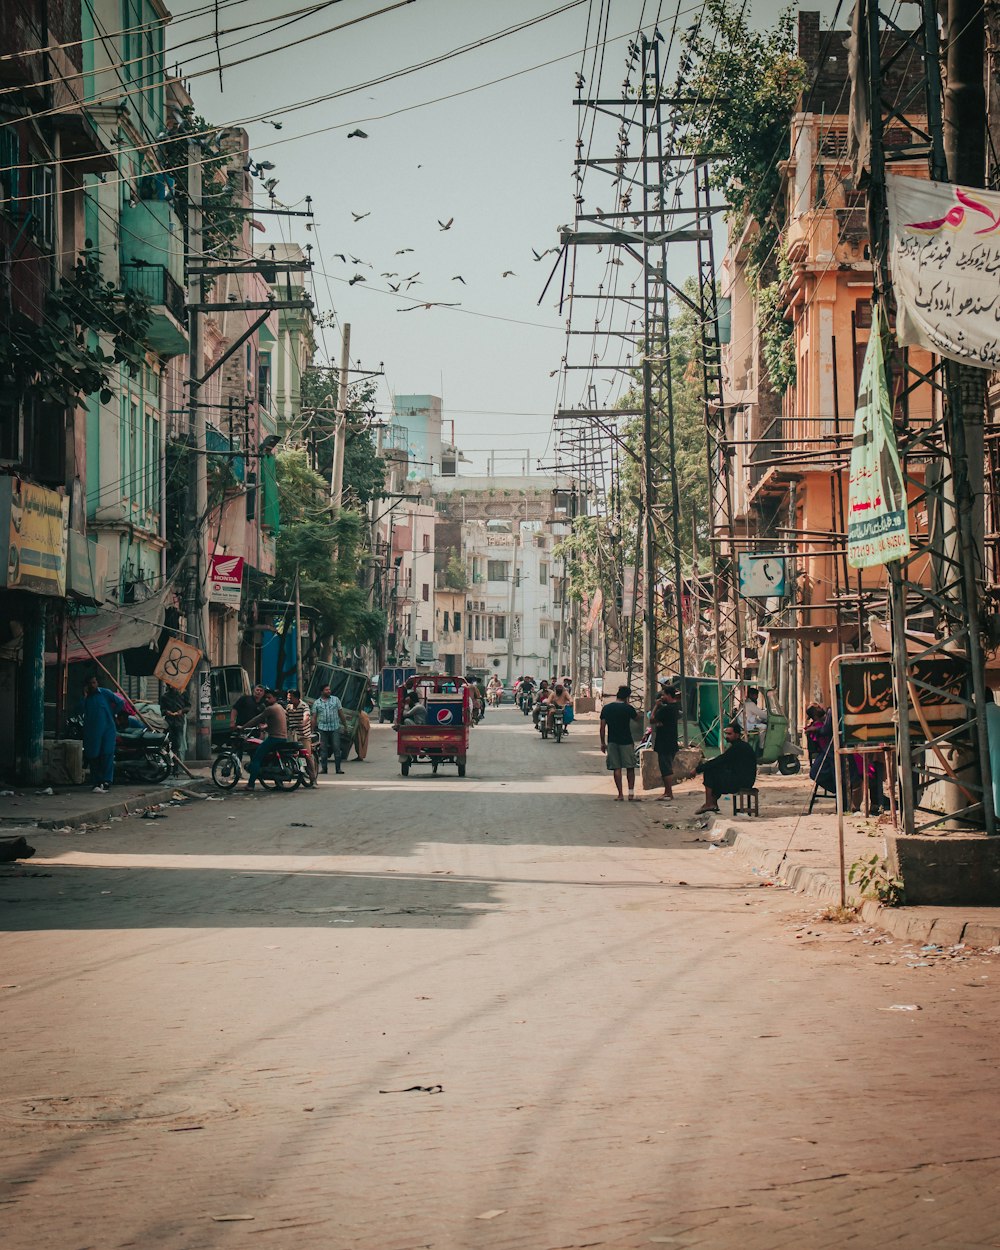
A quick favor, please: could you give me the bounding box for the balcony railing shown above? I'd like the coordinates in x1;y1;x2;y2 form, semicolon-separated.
120;263;185;324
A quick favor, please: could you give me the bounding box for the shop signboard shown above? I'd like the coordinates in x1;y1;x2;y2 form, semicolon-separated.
153;638;203;692
0;476;69;596
839;655;967;744
208;553;244;606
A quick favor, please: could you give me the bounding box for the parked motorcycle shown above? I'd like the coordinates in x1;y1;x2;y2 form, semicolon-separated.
211;730;309;790
66;715;171;784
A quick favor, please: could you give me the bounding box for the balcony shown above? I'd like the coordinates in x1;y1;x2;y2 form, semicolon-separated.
749;416;852;494
120;263;188;358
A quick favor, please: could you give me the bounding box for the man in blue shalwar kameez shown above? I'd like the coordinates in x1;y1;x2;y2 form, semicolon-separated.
79;675;125;792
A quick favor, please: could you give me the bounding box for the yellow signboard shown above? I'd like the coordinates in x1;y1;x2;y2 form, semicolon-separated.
1;477;69;596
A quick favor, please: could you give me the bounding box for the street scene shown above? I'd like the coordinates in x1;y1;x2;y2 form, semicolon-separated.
5;711;1000;1250
4;0;1000;1246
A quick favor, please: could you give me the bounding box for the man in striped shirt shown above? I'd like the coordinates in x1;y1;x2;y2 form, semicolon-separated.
285;689;316;782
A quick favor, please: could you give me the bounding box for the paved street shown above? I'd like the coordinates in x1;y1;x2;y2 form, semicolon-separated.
3;709;999;1250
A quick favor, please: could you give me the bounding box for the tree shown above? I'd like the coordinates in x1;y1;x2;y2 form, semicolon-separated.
273;450;385;657
299;366;386;508
681;0;804;392
442;553;467;591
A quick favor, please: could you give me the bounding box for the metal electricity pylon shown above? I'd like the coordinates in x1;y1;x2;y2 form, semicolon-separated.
859;0;995;835
556;31;732;715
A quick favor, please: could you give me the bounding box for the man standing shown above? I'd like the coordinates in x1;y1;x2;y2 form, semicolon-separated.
243;690;288;791
313;683;345;775
233;683;265;731
285;689;316;782
694;722;757;814
650;683;680;801
79;675;126;793
600;685;640;802
160;683;190;776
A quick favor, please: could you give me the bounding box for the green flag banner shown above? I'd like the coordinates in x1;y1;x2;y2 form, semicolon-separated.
847;309;910;569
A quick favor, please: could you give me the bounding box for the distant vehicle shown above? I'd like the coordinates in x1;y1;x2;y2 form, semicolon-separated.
377;665;416;723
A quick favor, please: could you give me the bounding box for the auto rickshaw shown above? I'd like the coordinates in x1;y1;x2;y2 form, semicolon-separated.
679;676;801;774
396;674;471;777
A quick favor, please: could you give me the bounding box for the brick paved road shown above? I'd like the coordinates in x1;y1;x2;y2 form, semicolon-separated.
2;709;999;1249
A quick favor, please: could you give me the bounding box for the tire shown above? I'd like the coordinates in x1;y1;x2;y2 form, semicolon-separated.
777;754;801;776
432;762;439;775
457;761;466;777
554;725;563;743
212;752;241;790
541;724;549;739
401;761;410;776
142;752;170;784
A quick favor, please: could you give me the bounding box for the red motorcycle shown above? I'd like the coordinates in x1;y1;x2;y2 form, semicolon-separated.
211;729;311;790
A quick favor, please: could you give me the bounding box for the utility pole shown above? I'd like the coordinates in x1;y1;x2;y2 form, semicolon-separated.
186;146;211;760
330;322;351;512
505;537;518;686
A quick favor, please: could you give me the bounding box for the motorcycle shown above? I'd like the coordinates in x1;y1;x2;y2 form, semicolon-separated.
519;688;535;715
66;715;172;784
212;730;310;790
487;685;503;707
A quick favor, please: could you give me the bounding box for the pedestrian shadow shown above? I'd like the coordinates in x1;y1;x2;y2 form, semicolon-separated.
0;864;497;932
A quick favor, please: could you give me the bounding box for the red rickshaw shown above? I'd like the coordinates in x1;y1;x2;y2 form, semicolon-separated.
396;674;471;777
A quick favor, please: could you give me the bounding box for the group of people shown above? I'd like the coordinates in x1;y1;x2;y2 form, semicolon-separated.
233;682;368;791
804;701;889;815
599;681;757;809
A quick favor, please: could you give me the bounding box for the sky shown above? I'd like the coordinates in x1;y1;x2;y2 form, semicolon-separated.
166;0;843;475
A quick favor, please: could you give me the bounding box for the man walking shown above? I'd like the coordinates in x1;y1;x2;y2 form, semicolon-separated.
650;683;680;801
242;690;288;791
313;683;345;775
79;675;126;793
600;684;640;802
160;683;190;776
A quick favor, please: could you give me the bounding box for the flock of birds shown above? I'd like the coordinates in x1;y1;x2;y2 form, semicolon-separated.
329;189;561;312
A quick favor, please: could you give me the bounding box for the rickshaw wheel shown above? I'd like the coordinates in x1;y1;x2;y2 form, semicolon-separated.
401;760;410;776
457;761;466;777
432;762;439;774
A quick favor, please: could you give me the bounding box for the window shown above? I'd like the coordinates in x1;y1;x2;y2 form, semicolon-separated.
421;629;428;642
422;533;430;552
539;563;549;585
441;611;450;633
28;164;55;246
494;616;506;640
453;611;461;633
487;559;509;582
422;583;429;602
0;130;20;216
539;622;550;639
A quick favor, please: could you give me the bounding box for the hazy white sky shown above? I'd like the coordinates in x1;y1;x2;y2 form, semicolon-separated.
167;0;842;474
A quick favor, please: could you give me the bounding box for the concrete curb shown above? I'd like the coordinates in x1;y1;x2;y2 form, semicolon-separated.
714;821;1000;951
31;778;215;830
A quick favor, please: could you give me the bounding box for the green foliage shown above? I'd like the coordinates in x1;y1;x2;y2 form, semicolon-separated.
442;553;467;591
757;281;796;393
273;449;385;652
300;367;386;508
683;0;805;270
0;249;152;408
553;515;615;604
160;107;244;259
848;854;906;907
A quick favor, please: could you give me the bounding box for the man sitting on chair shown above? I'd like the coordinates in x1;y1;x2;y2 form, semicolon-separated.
694;721;757;814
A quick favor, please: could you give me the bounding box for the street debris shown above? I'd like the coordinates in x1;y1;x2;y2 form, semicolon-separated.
289;822;313;828
167;1125;204;1132
378;1084;443;1095
210;1214;255;1222
475;1210;506;1221
882;1004;921;1011
35;787;54;796
0;836;36;863
141;811;167;820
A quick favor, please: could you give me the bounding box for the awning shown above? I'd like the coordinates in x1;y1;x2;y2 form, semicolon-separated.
764;624;859;644
45;582;175;664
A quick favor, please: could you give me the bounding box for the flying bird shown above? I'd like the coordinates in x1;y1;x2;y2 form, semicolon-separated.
502;270;516;278
333;253;347;262
350;256;372;268
397;302;461;312
404;272;420;282
438;217;454;230
351;211;370;221
532;247;558;261
348;128;369;139
395;247;414;254
348;274;366;285
388;282;401;292
451;275;465;284
380;271;398;278
262;118;283;129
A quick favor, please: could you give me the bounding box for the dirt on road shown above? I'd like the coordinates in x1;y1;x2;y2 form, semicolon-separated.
2;709;999;1249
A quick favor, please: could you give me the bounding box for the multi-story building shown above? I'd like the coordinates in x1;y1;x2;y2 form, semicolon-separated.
721;11;934;730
